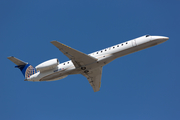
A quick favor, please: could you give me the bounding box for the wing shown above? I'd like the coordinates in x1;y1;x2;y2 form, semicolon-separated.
82;67;103;92
51;41;97;68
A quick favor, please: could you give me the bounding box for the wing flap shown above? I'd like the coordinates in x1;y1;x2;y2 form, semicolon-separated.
82;67;102;92
51;41;97;68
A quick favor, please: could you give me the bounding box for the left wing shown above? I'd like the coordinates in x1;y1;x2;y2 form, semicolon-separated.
82;67;103;92
51;41;97;68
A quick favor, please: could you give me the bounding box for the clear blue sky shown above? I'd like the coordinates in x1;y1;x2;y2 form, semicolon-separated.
1;0;179;120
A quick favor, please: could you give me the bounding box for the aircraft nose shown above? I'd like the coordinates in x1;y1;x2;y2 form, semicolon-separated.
160;36;169;41
151;36;169;42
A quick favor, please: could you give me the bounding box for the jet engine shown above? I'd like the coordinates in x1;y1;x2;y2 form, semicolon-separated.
35;58;59;72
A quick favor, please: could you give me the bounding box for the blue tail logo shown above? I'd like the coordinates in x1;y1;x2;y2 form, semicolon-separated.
17;64;37;78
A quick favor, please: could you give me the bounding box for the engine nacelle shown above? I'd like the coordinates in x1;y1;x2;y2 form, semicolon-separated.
35;58;59;72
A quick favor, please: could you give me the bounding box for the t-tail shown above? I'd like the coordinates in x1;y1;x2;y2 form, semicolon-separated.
7;56;37;79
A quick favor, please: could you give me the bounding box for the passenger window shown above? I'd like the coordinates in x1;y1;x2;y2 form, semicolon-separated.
121;44;123;46
97;52;98;54
113;47;115;49
117;45;119;47
126;42;128;44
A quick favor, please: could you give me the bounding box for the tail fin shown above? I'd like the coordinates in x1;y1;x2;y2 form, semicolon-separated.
7;56;37;78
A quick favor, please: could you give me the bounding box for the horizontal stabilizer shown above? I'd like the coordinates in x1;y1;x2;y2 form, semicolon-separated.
7;56;27;66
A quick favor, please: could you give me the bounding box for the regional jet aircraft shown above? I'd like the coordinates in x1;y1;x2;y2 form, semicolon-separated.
8;35;168;92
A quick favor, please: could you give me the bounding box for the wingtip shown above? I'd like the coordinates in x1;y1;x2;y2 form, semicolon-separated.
50;40;58;43
7;56;14;59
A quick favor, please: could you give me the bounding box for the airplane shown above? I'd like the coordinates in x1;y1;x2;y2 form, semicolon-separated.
8;35;169;92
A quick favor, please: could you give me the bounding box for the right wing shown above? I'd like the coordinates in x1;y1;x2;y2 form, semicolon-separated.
82;67;103;92
51;41;97;68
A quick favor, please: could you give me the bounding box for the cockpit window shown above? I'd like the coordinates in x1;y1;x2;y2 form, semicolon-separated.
146;35;150;37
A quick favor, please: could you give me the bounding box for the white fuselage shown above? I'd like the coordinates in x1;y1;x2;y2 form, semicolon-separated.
27;35;168;82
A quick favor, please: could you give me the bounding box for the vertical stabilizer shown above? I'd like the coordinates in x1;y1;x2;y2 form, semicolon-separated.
7;56;37;78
